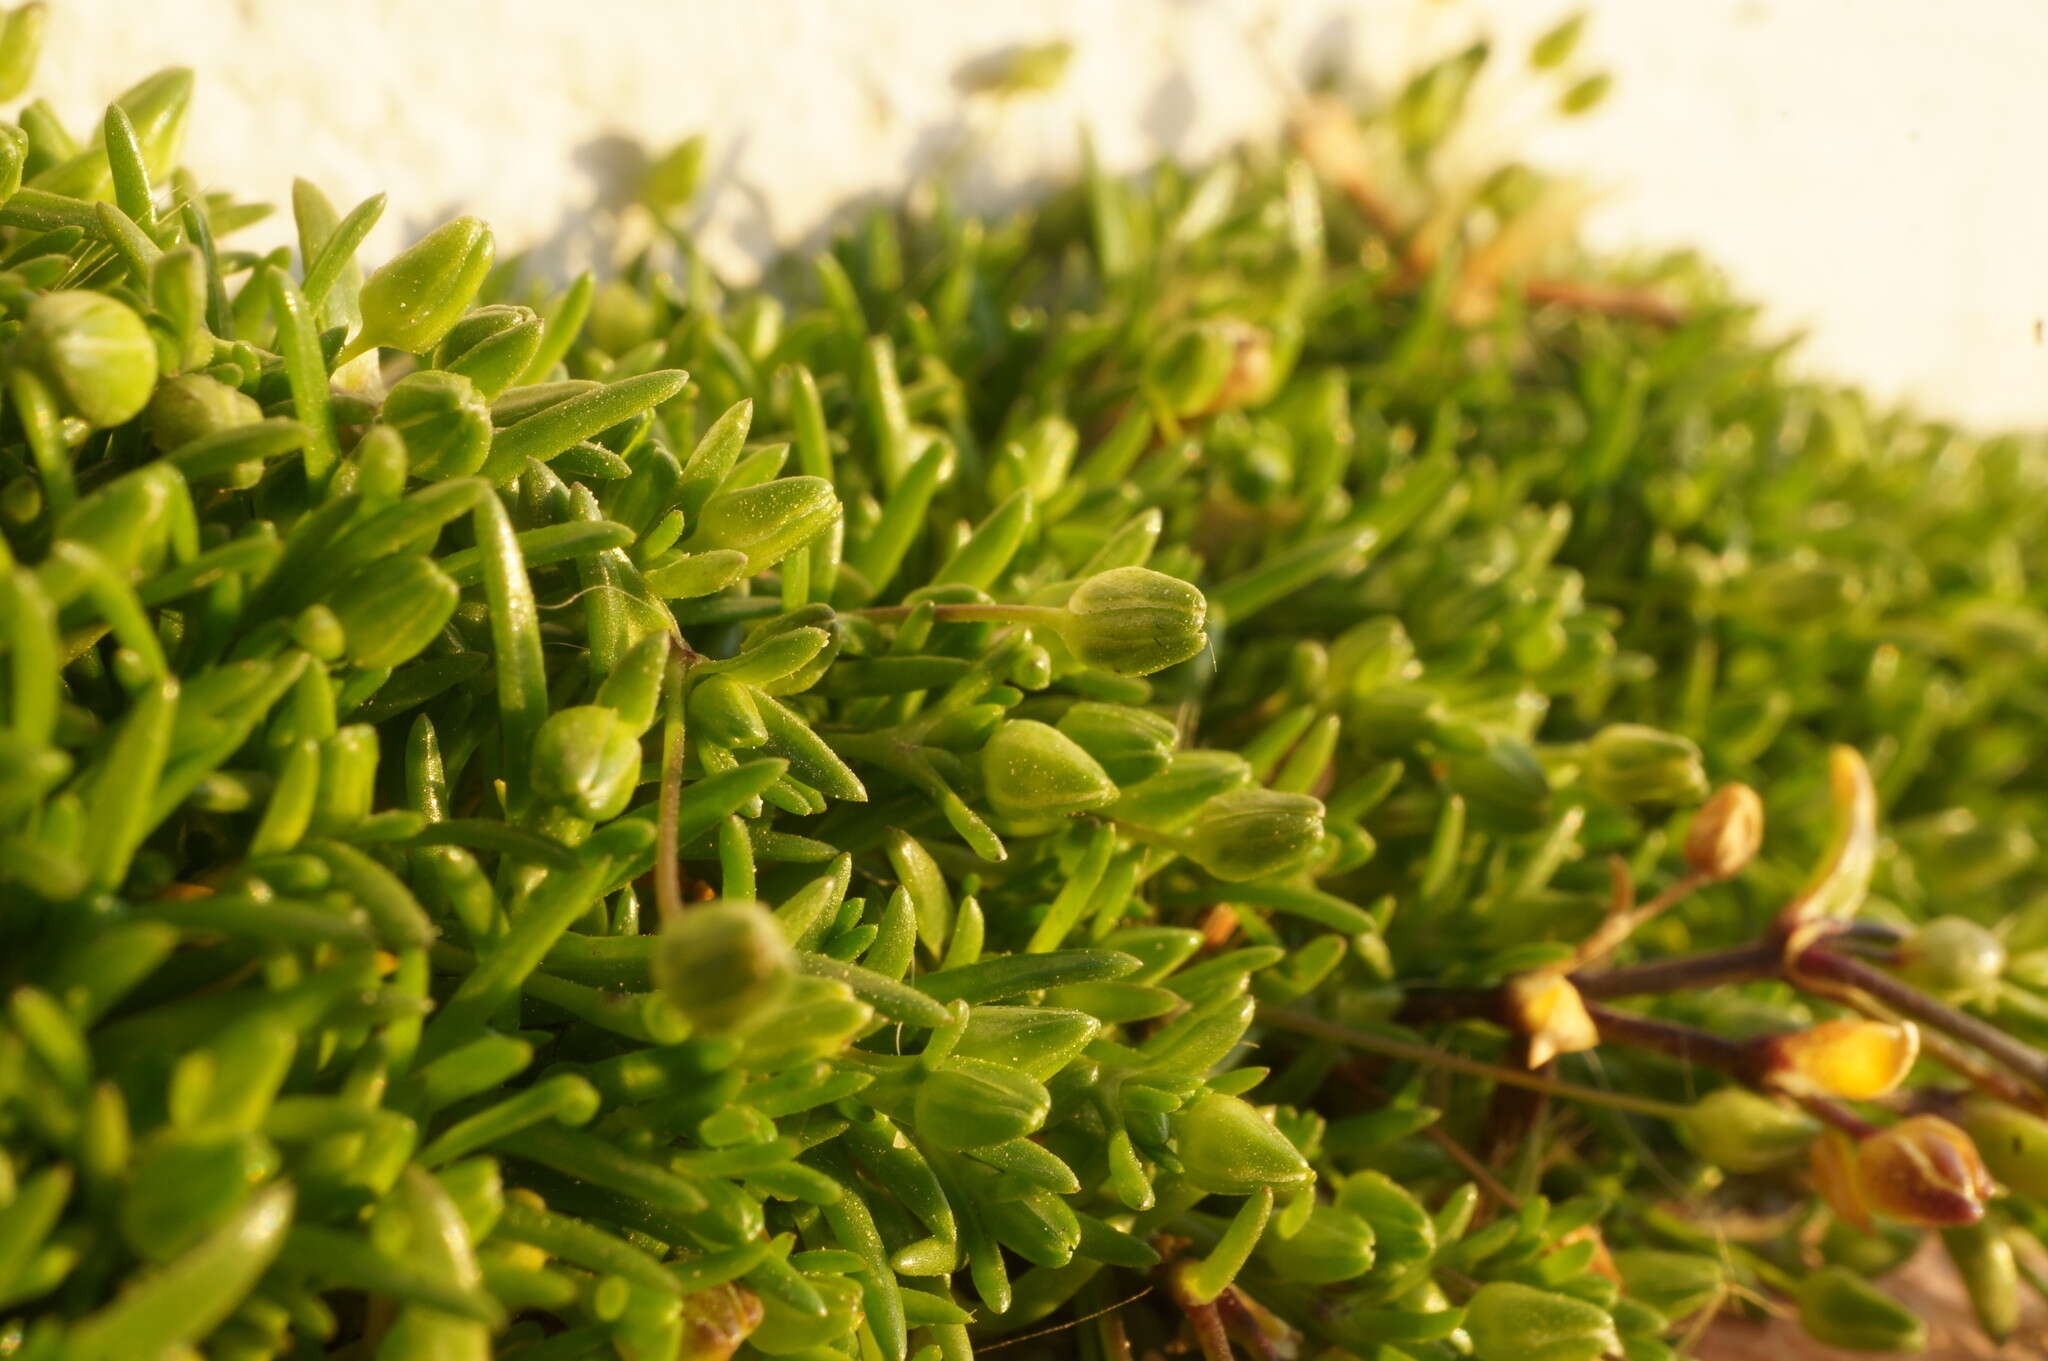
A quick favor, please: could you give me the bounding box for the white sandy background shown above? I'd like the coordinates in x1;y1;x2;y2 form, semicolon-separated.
30;0;2048;428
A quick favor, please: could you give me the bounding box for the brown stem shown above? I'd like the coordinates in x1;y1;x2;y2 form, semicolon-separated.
1571;941;1780;999
1261;1008;1692;1120
1582;1003;1761;1083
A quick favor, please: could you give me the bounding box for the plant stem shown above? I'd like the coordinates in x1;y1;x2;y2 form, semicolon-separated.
1583;1003;1760;1082
851;601;1064;626
1572;941;1780;999
1261;1008;1692;1121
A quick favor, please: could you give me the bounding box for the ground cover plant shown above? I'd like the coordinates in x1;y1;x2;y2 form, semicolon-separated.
3;9;2048;1358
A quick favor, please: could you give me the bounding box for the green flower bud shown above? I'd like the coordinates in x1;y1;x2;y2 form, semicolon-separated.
640;135;706;215
587;277;663;355
1055;701;1178;785
1954;1096;2048;1199
952;1005;1102;1082
750;1271;860;1354
121;1129;279;1262
1113;749;1254;830
152;244;213;372
1170;1093;1313;1195
0;123;26;202
1057;567;1209;677
652;899;795;1034
349;215;495;359
1582;723;1709;806
1681;1088;1821;1173
685;476;840;573
1445;734;1552;829
147;372;260;452
1610;1249;1723;1323
381;369;492;479
1463;1282;1619;1361
916;1057;1051;1150
15;290;158;427
1898;915;2006;1002
1943;1218;2019;1344
292;604;345;662
531;704;642;822
326;554;459;670
1179;787;1326;882
688;675;767;750
1144;320;1236;417
432;304;544;401
1796;1265;1926;1352
1254;1203;1375;1284
0;4;49;104
980;719;1117;823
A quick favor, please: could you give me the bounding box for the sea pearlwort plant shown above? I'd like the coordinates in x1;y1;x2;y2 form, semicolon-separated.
1;9;2047;1359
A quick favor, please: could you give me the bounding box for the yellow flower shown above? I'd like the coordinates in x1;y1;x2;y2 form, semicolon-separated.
1503;970;1599;1069
1764;1019;1919;1101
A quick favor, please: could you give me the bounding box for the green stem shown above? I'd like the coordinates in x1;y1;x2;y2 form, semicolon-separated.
851;601;1063;627
1261;1008;1692;1122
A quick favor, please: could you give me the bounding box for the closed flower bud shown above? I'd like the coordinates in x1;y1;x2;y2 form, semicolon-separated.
1854;1114;1994;1228
586;278;663;356
652;899;794;1034
749;1270;861;1354
1810;1128;1871;1232
979;719;1117;823
915;1057;1051;1150
1681;1088;1821;1173
1582;723;1709;806
1502;970;1599;1068
1113;750;1254;831
348;215;495;359
1144;320;1236;418
1463;1282;1620;1361
531;704;642;822
326;554;459;670
147;371;260;452
0;4;48;104
1179;787;1326;882
1055;702;1178;785
15;290;158;427
1684;781;1763;880
0;123;23;203
1254;1203;1375;1284
1898;915;2006;1002
1057;566;1209;677
689;675;767;750
1954;1096;2048;1199
1445;734;1551;829
686;476;840;573
1170;1092;1314;1195
291;604;345;662
1610;1249;1724;1323
1796;1265;1926;1353
381;369;493;479
1943;1218;2020;1343
433;303;542;389
1764;1019;1919;1101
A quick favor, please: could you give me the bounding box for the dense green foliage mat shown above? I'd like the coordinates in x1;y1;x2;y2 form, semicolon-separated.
2;12;2048;1360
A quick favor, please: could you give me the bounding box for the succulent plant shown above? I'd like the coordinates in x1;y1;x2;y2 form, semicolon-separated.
1;10;2047;1360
